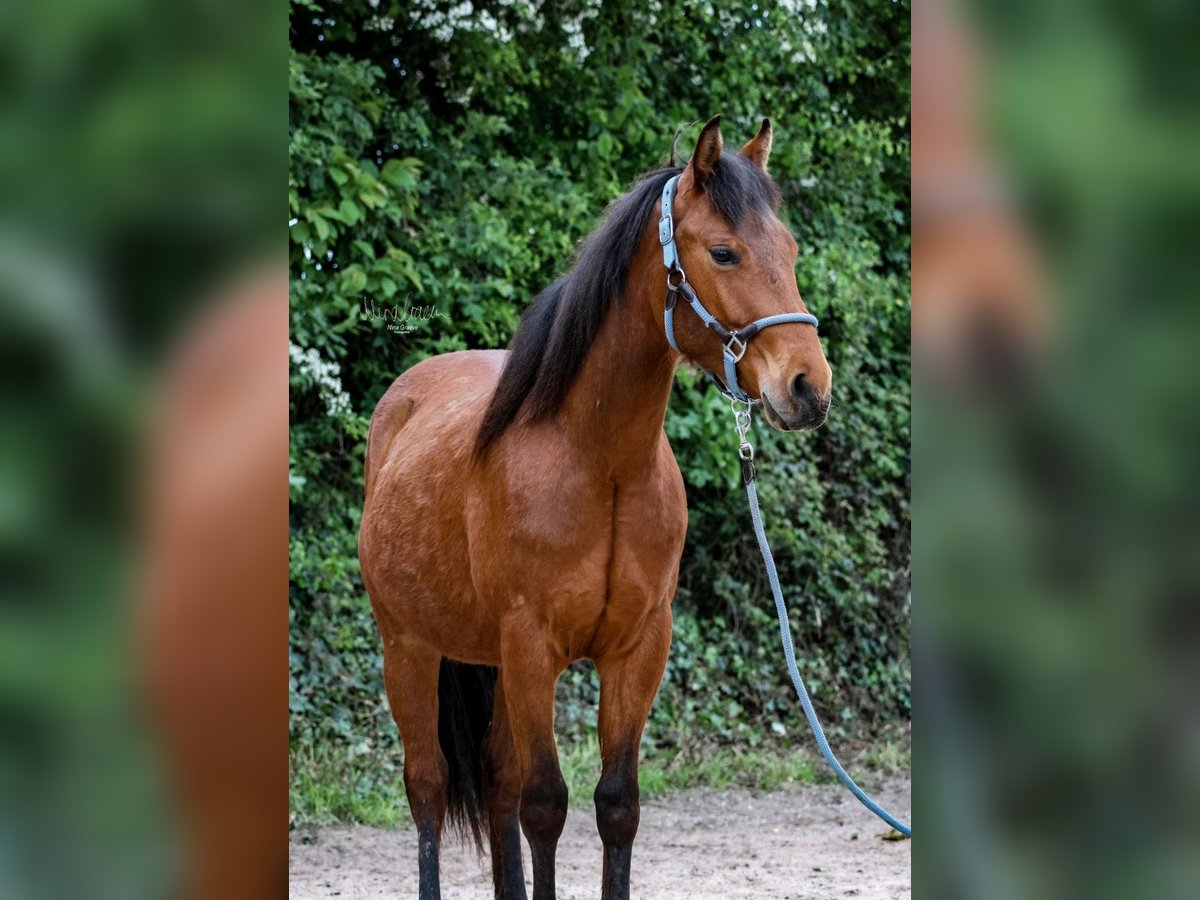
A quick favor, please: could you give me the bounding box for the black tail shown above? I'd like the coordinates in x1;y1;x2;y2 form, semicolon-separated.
437;660;497;851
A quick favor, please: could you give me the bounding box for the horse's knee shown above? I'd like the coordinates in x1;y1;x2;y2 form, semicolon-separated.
594;773;640;847
519;764;567;845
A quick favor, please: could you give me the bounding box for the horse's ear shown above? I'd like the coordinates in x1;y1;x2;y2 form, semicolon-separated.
680;115;723;193
740;118;772;171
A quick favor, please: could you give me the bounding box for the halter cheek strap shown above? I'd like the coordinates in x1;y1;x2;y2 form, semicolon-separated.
659;174;819;403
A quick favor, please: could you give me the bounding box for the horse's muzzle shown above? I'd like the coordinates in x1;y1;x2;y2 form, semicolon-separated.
761;384;830;432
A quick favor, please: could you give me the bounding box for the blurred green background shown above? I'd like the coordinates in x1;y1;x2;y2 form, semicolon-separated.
1;0;280;897
288;0;911;822
918;0;1200;898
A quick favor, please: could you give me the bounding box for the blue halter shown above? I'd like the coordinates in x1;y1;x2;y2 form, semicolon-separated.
659;174;819;403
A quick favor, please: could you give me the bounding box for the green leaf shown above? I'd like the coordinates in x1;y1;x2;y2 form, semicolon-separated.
381;158;418;189
309;213;330;242
340;265;367;296
339;198;361;226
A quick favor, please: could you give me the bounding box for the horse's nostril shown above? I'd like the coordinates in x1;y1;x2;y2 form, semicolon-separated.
791;373;809;402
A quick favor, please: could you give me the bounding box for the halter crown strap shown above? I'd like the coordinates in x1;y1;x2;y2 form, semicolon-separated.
659;176;682;272
658;174;819;403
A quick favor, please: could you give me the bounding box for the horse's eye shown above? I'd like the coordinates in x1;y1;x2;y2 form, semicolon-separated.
709;246;740;266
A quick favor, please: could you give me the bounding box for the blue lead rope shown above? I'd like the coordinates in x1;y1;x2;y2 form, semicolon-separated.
743;463;912;837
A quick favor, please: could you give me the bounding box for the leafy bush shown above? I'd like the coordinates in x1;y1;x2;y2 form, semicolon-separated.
289;0;910;768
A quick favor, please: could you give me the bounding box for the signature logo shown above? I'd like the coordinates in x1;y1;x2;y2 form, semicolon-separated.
359;295;449;334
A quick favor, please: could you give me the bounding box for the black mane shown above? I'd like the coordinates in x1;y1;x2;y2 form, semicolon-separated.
474;151;779;455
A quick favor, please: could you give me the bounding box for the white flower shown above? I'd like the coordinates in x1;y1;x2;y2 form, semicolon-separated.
290;341;353;418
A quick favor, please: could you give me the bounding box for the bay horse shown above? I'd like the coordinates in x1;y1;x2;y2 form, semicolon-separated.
359;116;832;900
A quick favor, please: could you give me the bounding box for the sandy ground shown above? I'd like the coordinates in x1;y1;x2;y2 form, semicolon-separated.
289;777;910;899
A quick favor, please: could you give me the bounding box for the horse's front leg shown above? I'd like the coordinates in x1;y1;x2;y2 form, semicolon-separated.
593;606;673;900
500;627;568;900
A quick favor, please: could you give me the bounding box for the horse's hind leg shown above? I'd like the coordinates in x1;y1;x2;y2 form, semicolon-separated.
382;639;447;900
484;675;528;900
594;608;673;900
500;630;568;900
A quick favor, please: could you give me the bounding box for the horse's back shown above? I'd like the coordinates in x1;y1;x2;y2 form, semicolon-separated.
364;349;505;497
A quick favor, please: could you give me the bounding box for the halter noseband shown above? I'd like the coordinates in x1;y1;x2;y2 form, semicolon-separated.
659;174;819;403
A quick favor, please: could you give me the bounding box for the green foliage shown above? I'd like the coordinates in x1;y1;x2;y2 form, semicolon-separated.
290;733;833;826
289;0;909;779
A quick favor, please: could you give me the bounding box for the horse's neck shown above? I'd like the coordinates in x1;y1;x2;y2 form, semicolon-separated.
560;258;679;475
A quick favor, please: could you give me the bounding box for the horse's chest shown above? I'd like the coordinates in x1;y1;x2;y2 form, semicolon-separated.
470;462;686;619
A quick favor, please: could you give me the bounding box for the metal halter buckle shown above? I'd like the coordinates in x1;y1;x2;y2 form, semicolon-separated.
724;333;747;362
658;214;674;245
666;266;686;291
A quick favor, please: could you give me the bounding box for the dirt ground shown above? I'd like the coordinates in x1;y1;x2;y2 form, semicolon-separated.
289;776;911;899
